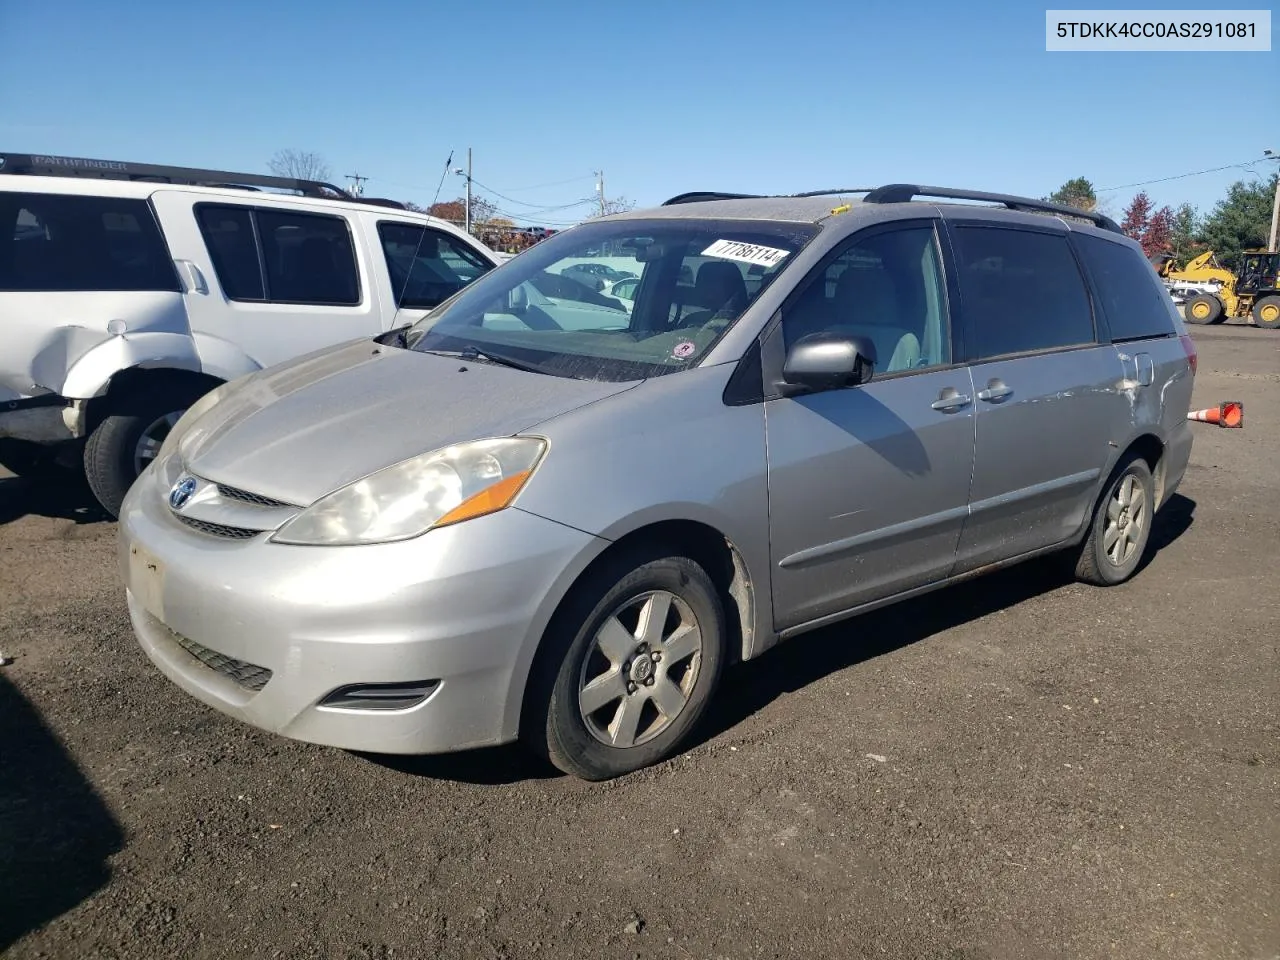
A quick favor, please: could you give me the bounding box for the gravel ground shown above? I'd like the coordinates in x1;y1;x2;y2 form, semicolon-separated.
2;324;1277;960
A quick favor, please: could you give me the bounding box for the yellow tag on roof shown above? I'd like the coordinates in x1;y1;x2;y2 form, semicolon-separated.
830;203;852;215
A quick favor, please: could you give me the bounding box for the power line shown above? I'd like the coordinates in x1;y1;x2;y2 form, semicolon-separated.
498;173;596;192
468;177;595;211
369;172;594;210
1098;156;1272;192
345;172;367;195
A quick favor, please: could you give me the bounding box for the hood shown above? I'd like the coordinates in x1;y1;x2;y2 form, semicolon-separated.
183;340;637;505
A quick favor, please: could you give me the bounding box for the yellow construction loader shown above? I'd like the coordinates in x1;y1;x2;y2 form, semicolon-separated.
1153;249;1280;329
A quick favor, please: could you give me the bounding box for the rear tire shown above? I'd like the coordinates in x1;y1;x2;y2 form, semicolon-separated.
84;384;210;518
526;549;726;781
1184;294;1224;325
1074;453;1155;587
1251;295;1280;330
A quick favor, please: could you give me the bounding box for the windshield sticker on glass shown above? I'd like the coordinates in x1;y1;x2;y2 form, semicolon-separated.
672;340;697;359
701;239;791;268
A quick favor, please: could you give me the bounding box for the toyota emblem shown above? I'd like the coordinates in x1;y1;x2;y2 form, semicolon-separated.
169;476;197;510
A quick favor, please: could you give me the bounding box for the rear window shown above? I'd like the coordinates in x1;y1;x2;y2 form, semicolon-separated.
0;192;179;292
1073;233;1176;342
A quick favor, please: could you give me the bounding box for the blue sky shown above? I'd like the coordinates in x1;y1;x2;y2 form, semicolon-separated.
1;0;1276;226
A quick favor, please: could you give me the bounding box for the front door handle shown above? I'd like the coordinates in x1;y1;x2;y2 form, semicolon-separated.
977;379;1013;403
931;387;971;412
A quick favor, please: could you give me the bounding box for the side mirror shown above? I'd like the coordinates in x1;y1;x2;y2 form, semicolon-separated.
780;333;876;394
507;283;528;314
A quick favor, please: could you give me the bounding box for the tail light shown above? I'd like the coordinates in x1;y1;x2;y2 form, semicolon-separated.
1179;334;1197;375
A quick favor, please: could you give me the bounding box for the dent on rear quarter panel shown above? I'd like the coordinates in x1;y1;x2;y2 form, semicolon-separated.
515;364;777;658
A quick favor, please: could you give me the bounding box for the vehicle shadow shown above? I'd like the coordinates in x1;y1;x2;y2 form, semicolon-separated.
0;674;125;951
693;492;1198;750
353;743;560;786
0;473;109;526
345;494;1197;785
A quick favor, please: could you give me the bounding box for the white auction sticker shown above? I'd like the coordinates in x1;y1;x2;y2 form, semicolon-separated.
701;239;791;268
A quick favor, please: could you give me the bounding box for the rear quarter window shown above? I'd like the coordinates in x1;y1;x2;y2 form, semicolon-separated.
1072;232;1176;342
0;192;179;292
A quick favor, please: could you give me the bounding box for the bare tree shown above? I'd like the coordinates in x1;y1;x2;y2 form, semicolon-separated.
267;149;333;184
470;195;498;228
596;197;636;217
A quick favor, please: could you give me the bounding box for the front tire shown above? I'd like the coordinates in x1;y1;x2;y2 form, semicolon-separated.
528;551;726;781
84;385;209;518
1074;453;1155;586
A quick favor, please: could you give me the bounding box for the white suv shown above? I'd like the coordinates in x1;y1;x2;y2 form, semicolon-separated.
0;153;501;516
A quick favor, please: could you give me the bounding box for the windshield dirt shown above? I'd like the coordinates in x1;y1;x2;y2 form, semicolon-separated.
406;218;819;381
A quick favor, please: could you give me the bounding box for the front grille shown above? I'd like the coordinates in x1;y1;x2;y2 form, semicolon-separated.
170;630;273;692
175;515;261;540
216;484;290;508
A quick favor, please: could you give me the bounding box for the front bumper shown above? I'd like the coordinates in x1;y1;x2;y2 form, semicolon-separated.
117;465;604;754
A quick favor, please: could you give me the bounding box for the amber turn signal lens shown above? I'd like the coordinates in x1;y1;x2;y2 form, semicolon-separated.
433;470;533;528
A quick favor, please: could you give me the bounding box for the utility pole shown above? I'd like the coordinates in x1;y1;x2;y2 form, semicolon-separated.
345;173;367;196
595;170;606;217
454;148;474;234
1266;149;1280;252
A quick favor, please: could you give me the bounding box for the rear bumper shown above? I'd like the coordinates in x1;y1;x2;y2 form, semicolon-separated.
1160;419;1193;507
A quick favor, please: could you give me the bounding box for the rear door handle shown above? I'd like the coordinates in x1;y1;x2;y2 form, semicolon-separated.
977;379;1013;403
931;387;971;412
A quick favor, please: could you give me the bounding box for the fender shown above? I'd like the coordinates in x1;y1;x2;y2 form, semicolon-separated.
59;332;203;399
189;332;265;384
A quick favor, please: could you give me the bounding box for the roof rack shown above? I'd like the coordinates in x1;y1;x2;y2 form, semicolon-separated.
352;197;408;210
662;191;765;206
657;183;1122;233
0;152;355;201
862;184;1122;233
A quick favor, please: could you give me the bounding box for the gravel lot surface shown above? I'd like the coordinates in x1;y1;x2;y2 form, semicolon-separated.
2;324;1277;960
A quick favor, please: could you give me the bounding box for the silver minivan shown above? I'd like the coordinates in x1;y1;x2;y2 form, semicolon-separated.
117;185;1197;780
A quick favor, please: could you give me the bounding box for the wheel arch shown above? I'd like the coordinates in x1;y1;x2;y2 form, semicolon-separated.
83;366;225;436
1094;432;1166;517
513;517;759;741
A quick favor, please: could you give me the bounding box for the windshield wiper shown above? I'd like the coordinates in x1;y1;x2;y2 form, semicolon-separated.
423;346;547;375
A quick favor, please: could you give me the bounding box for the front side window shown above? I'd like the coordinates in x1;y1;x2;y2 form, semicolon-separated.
379;222;493;309
950;225;1094;360
782;225;951;374
1073;233;1174;342
407;218;818;381
194;204;360;306
0;192;179;293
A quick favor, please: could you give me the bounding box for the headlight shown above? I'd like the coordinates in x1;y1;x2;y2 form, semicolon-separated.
270;437;547;546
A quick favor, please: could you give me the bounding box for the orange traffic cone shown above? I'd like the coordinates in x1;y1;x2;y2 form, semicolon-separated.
1187;401;1244;428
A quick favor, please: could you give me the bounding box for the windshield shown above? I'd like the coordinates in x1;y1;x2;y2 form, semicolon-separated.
406;218;819;380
